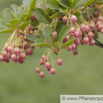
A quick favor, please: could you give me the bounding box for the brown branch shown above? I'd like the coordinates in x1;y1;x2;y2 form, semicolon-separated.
95;43;103;48
93;38;103;47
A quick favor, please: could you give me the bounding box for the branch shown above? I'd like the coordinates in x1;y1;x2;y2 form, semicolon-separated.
93;37;103;46
93;37;103;48
95;43;103;48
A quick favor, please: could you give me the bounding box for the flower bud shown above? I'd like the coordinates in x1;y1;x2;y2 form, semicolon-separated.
71;15;77;23
50;68;56;75
52;31;57;38
36;67;40;73
57;58;63;66
45;62;51;70
11;54;16;61
62;16;68;23
39;71;45;78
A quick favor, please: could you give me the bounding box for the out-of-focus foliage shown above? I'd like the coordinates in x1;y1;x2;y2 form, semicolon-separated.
0;0;103;103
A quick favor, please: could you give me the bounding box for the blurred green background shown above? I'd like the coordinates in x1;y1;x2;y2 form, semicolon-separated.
0;0;103;103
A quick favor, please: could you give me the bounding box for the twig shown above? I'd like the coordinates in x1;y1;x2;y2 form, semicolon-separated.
95;43;103;48
93;37;103;47
20;33;29;36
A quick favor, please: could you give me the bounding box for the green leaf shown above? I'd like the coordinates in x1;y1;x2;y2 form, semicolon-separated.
36;0;45;10
20;21;30;31
0;29;13;33
68;0;74;5
73;6;84;13
31;21;41;28
73;0;86;8
55;22;66;42
38;31;44;39
3;9;14;21
97;1;103;4
0;19;8;28
56;22;66;34
27;35;39;41
35;8;50;24
61;37;75;49
30;0;37;11
73;0;80;7
54;41;60;48
7;23;15;30
59;8;68;14
10;19;20;29
10;4;19;14
50;33;53;44
23;0;32;8
17;7;25;19
33;38;52;48
28;9;32;19
34;21;41;27
50;12;59;19
86;8;95;13
84;0;95;7
21;14;29;21
59;25;72;42
42;0;46;11
43;26;53;45
46;8;51;15
45;0;60;10
73;12;81;20
57;0;71;8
